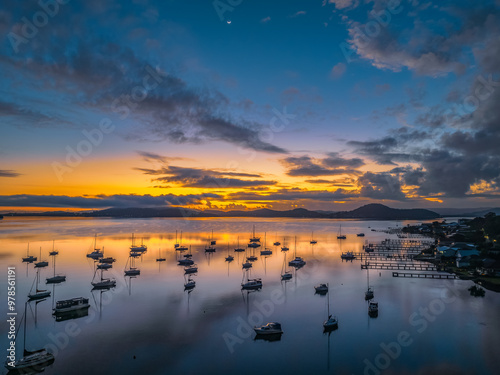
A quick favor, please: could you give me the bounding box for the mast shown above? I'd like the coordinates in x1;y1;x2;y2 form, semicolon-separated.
327;284;330;317
23;301;27;354
294;236;297;257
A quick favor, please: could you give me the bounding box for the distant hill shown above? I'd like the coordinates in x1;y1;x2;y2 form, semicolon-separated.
329;204;439;220
7;203;440;220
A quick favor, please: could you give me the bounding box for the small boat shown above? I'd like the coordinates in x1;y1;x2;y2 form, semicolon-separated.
156;247;166;262
99;257;116;264
130;233;147;252
86;234;104;259
242;261;252;269
281;252;292;281
260;232;272;256
124;255;140;276
28;268;51;300
130;251;142;258
364;244;374;253
5;302;55;372
340;251;356;260
281;237;289;252
254;322;282;335
357;233;365;237
184;277;196;290
34;247;48;268
337;225;346;240
205;235;216;252
323;286;338;331
97;263;112;270
49;240;59;256
315;283;328;294
91;269;116;289
177;231;188;251
22;243;37;263
241;269;262;290
248;242;261;248
210;230;216;245
46;250;66;284
247;255;258;261
288;237;306;268
184;265;198;274
225;243;234;262
368;301;378;317
310;231;317;245
53;297;90;314
178;258;194;266
234;237;245;252
273;232;281;246
124;268;140;276
241;277;262;290
249;225;260;243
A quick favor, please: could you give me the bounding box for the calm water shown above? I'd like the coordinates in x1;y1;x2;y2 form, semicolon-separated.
0;217;499;375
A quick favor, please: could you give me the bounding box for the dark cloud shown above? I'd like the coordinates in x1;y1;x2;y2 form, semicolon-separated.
281;153;364;176
344;2;500;77
0;193;220;208
227;188;356;202
0;169;21;177
358;172;406;201
1;2;287;154
135;165;275;188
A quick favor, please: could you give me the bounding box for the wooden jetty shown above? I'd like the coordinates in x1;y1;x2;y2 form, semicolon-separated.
392;272;458;279
341;252;415;261
362;262;437;271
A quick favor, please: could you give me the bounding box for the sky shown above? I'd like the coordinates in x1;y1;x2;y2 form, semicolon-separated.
1;0;500;212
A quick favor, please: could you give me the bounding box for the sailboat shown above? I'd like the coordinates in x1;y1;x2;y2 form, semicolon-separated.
288;237;306;268
337;225;346;240
174;230;180;249
5;302;55;371
91;268;116;289
225;243;234;262
156;247;166;262
124;255;140;276
210;230;216;245
249;225;260;242
315;283;328;294
241;269;262;290
281;237;289;252
96;248;113;270
49;240;58;256
177;231;188;251
281;251;292;281
273;232;281;246
310;231;318;244
130;233;147;252
28;268;51;300
242;245;252;269
234;237;245;252
323;285;338;330
46;250;66;284
22;243;37;263
34;247;48;268
260;232;272;256
365;263;374;300
205;234;216;252
86;234;104;259
368;301;379;317
184;276;196;290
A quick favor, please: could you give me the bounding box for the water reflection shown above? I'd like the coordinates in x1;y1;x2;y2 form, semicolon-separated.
1;217;500;375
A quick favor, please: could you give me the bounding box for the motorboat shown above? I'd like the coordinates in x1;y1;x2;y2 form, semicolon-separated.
369;301;379;317
315;283;328;294
53;297;90;314
254;322;283;335
340;251;356;260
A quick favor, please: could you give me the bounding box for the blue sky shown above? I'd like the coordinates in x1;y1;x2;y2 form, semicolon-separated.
1;0;500;211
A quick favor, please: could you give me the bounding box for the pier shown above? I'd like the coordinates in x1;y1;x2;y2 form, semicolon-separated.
341;252;415;261
392;272;458;279
362;262;437;271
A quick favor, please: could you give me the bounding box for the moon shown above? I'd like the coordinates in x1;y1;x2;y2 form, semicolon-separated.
227;20;231;24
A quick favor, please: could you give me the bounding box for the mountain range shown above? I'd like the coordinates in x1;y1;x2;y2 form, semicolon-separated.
4;204;441;220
